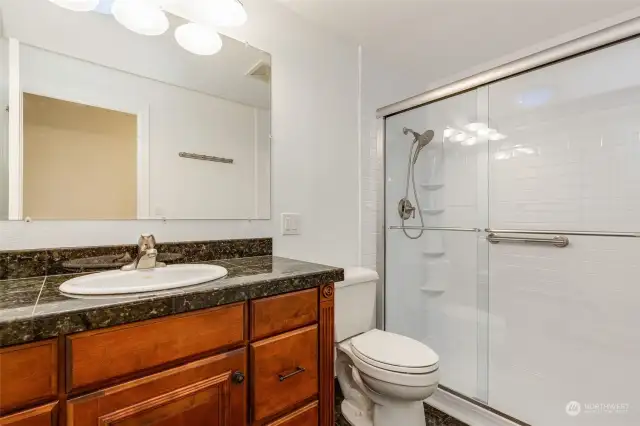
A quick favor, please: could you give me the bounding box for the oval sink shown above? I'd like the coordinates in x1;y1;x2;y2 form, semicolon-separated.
59;264;228;296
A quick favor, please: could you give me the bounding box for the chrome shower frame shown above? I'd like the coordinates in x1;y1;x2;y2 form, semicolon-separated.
373;13;640;371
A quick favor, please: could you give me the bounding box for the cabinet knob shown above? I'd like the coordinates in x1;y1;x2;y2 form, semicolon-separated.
232;371;245;384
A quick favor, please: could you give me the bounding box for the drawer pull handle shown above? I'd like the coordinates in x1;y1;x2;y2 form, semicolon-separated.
232;371;245;384
278;366;306;382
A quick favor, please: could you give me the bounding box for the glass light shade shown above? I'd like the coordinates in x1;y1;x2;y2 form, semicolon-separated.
48;0;99;12
112;0;170;36
443;128;454;138
175;23;223;56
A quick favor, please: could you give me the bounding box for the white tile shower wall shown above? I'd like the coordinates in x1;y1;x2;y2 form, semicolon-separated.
489;235;640;426
0;0;361;269
489;36;640;232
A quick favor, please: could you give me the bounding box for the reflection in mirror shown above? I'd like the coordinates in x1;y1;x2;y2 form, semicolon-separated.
0;0;271;221
23;94;138;220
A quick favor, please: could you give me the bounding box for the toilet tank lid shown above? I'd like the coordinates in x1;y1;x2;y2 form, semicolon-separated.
336;267;379;288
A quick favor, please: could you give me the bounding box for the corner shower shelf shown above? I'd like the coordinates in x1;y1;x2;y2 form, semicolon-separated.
422;208;445;215
419;286;446;294
420;183;444;190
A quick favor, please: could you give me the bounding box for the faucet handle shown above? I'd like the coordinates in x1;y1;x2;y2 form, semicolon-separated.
138;233;156;249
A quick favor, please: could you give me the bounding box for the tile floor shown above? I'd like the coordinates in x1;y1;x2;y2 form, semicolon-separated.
334;381;469;426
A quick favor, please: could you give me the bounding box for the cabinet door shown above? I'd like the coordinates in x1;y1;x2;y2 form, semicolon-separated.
0;402;57;426
67;349;246;426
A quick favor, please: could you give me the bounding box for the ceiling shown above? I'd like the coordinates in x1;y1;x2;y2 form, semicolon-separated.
277;0;640;84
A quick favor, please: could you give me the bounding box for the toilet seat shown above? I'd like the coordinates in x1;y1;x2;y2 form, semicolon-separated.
350;329;439;374
339;332;439;389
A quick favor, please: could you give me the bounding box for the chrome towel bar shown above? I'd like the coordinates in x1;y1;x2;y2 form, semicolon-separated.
389;226;481;232
487;233;569;247
179;152;234;164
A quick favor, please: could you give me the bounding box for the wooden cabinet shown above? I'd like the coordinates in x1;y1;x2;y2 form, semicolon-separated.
250;289;317;340
66;303;245;392
67;350;246;426
0;285;335;426
0;403;57;426
264;402;318;426
251;326;318;421
0;341;58;415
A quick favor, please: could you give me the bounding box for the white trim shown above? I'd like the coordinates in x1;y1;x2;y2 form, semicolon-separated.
427;390;522;426
136;105;150;219
357;45;363;266
253;107;259;219
7;38;21;220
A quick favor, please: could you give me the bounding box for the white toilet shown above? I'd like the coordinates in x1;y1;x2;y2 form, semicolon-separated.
335;267;439;426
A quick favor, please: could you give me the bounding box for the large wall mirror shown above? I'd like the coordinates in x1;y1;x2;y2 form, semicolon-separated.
0;0;271;220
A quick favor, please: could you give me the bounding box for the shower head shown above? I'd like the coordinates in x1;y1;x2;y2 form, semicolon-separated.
403;127;434;164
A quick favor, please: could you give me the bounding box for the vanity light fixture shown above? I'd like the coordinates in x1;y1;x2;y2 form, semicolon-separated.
112;0;170;36
175;23;223;55
48;0;99;12
47;0;249;56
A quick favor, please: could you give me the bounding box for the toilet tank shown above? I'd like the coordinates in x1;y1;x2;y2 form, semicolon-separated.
334;267;379;343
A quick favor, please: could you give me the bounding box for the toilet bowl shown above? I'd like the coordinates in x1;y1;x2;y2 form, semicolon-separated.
335;268;440;426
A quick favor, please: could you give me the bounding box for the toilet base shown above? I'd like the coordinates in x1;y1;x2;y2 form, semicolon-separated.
342;399;373;426
342;398;426;426
373;400;426;426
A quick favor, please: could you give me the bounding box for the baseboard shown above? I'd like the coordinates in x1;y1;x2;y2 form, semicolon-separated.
427;389;523;426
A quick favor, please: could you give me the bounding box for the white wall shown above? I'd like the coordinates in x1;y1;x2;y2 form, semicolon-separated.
0;0;361;269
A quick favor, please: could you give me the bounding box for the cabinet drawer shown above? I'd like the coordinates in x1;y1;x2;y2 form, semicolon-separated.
250;289;318;340
0;340;57;414
251;325;318;421
66;303;245;392
0;402;57;426
265;401;318;426
67;349;247;426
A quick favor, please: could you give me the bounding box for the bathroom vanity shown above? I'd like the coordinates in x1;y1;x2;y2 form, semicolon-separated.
0;249;342;426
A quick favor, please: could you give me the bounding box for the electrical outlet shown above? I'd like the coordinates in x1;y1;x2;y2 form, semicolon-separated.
281;213;301;235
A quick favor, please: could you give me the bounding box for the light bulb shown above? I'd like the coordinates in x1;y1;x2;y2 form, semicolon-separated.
451;132;467;142
175;23;223;55
208;0;248;27
465;122;487;132
462;137;477;146
443;128;454;138
112;0;169;36
48;0;99;12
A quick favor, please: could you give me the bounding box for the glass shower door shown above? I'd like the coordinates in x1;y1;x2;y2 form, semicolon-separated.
384;87;490;402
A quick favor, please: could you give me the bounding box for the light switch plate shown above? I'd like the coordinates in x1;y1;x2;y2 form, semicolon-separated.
281;213;301;235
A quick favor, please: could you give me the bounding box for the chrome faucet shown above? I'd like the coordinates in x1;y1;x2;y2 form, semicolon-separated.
121;234;165;271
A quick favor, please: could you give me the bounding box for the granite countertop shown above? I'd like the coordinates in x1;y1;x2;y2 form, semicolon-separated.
0;256;344;348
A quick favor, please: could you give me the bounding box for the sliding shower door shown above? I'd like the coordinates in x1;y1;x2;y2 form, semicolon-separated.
384;33;640;426
384;87;490;402
486;36;640;426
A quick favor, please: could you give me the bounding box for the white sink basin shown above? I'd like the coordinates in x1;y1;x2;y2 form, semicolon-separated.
59;264;228;296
